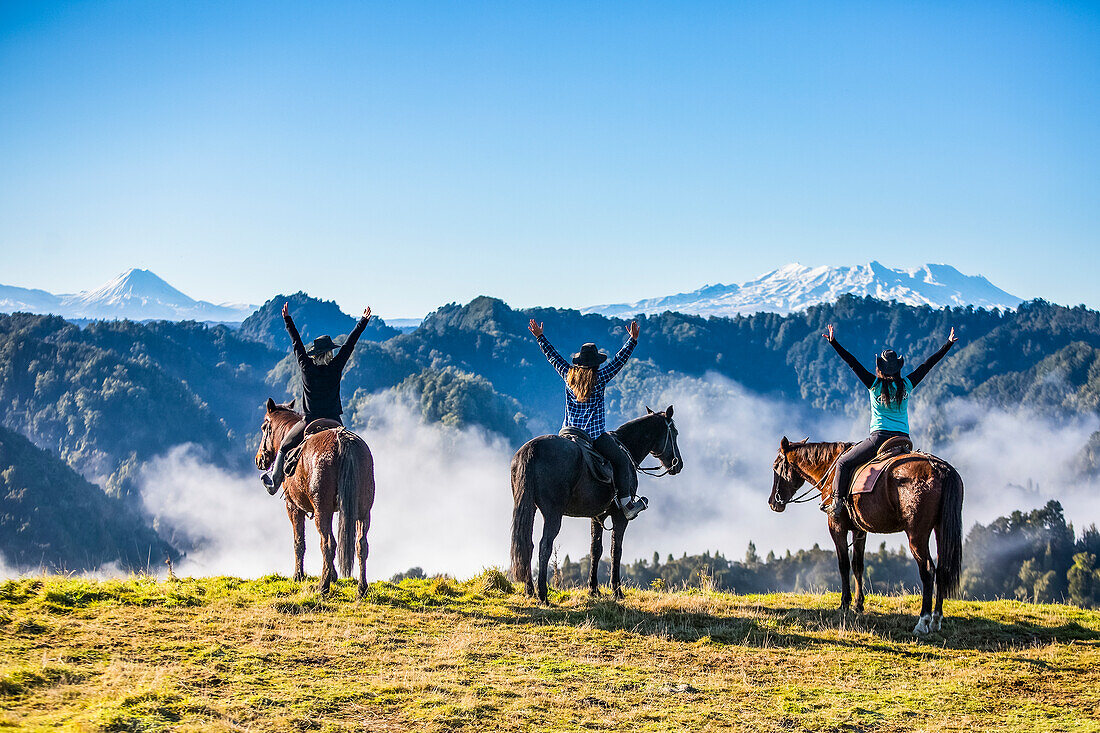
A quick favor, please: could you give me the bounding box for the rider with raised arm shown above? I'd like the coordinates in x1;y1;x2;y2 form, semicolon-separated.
822;324;959;521
260;302;372;494
528;318;647;519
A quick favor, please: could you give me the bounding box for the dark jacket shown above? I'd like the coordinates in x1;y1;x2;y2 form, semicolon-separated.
285;313;370;421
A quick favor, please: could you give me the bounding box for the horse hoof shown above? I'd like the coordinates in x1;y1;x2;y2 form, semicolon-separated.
930;614;942;633
613;590;625;601
293;572;306;582
589;589;601;598
912;615;933;635
854;603;864;614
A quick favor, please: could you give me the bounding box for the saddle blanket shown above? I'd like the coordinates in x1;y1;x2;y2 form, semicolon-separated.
850;436;918;495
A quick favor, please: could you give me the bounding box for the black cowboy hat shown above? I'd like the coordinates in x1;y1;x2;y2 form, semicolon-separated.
305;335;342;356
876;349;904;376
572;343;607;368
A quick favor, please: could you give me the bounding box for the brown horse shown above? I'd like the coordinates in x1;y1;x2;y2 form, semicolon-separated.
768;436;963;635
255;398;375;596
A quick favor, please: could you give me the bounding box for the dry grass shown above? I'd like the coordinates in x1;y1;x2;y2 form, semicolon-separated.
1;573;1098;731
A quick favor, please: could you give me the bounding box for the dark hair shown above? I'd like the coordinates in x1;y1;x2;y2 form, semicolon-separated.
876;373;907;406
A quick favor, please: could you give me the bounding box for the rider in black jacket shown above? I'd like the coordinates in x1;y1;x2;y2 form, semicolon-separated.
260;302;372;494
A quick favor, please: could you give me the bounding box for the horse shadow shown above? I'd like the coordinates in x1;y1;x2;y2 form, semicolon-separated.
448;593;1100;654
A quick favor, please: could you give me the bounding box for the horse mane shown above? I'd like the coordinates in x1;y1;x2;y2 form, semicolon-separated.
789;440;852;470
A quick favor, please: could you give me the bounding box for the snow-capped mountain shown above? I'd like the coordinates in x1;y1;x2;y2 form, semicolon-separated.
0;269;256;322
583;262;1023;318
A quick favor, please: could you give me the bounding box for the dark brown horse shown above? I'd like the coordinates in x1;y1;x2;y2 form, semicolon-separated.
255;398;375;596
511;407;683;603
768;436;963;635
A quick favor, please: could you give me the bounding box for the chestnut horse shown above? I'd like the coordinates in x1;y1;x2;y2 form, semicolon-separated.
768;436;963;635
255;398;375;596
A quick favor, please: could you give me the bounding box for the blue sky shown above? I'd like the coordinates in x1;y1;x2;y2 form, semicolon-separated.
1;1;1098;318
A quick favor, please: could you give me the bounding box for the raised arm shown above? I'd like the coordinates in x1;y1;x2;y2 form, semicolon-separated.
907;327;958;387
598;321;639;384
332;307;372;371
529;319;570;379
283;303;310;371
823;325;875;389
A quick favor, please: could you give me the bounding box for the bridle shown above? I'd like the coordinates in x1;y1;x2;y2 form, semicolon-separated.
773;451;843;508
633;416;680;477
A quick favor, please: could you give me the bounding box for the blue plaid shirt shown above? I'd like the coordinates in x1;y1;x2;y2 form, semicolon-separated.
536;333;637;439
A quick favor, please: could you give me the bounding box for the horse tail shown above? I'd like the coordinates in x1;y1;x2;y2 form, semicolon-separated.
936;463;964;597
510;444;537;591
336;429;362;578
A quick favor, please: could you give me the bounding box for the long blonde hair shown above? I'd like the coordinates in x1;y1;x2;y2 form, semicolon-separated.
566;366;597;402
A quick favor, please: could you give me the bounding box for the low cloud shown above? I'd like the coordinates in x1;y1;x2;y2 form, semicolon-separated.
131;378;1100;581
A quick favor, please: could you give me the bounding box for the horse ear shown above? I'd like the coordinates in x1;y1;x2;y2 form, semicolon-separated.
800;436;809;443
646;405;654;414
780;436;790;452
265;398;276;413
665;405;674;418
288;398;296;409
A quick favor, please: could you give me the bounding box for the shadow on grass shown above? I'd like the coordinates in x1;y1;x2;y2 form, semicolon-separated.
364;582;1100;654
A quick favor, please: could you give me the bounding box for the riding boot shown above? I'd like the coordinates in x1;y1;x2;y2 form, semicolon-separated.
827;488;848;522
616;493;649;520
261;448;287;496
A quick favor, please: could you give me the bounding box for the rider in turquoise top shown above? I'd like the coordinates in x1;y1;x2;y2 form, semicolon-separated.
823;324;959;522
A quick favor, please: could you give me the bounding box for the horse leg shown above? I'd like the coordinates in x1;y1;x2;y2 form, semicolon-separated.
288;503;306;582
851;532;867;613
315;510;337;595
931;525;946;632
610;515;626;600
356;513;371;599
537;512;562;604
588;518;604;597
908;535;935;635
829;524;852;612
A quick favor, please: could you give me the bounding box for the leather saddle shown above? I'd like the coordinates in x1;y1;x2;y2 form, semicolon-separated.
850;436;917;495
558;427;615;486
284;418;343;479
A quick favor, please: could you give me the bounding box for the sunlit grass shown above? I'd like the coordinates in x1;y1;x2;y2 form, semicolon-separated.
1;573;1097;731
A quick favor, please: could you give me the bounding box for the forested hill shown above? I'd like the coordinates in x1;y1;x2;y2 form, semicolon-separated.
3;294;1100;571
239;292;399;348
0;425;172;571
312;295;1100;446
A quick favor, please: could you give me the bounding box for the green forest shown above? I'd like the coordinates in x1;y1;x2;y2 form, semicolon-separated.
2;293;1100;609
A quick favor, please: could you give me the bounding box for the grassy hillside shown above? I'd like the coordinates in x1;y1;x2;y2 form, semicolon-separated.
1;576;1098;732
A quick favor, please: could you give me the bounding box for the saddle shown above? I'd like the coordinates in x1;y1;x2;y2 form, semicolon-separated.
284;418;343;479
558;427;615;486
850;436;918;495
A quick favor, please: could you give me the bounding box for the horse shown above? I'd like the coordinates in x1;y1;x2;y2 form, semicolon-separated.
510;406;683;603
255;398;376;596
768;436;964;634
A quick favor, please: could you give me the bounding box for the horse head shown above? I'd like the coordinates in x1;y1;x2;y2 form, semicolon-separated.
769;436;807;512
645;405;682;475
255;397;299;470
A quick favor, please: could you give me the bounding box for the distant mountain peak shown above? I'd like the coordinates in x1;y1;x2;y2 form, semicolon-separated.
583;262;1022;318
0;269;256;322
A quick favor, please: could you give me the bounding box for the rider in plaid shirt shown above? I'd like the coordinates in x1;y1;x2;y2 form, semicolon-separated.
529;319;648;519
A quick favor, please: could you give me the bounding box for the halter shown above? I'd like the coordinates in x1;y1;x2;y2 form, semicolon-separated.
773;451;844;507
631;416;679;477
